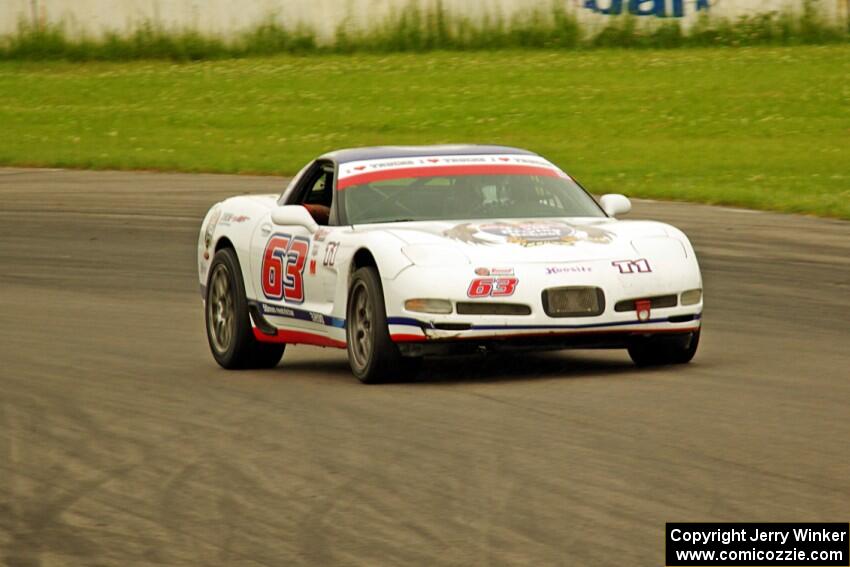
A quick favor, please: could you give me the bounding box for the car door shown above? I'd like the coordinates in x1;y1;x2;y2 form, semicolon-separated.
249;161;336;332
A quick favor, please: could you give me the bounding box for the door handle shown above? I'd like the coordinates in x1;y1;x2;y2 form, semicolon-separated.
260;223;272;236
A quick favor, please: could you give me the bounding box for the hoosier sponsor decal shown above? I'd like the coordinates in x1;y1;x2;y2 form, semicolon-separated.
546;265;593;275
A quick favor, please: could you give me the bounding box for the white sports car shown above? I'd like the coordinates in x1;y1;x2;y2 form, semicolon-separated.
198;145;702;383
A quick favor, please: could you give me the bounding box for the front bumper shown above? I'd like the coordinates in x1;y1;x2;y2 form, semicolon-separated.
385;259;703;349
394;324;700;357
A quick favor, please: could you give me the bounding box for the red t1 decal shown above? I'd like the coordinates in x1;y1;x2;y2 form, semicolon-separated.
261;234;309;303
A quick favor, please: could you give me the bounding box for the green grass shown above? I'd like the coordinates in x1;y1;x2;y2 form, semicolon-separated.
1;46;849;218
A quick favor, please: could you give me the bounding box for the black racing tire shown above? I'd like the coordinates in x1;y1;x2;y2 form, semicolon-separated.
628;330;700;367
205;248;285;370
346;267;420;384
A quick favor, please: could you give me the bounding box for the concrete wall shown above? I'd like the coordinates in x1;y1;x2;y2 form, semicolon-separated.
2;0;847;38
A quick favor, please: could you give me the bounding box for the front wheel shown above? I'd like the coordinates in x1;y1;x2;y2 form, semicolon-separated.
346;267;419;383
627;330;700;367
206;248;285;369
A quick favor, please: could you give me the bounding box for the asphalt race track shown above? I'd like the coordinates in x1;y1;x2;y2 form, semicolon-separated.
1;168;848;566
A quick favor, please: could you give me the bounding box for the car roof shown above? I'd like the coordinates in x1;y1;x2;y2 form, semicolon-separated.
320;144;537;164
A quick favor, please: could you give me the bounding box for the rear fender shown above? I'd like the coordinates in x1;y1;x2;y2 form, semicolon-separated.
198;195;278;299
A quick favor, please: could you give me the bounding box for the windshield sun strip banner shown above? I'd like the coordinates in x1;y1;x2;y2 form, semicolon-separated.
338;164;563;190
336;154;568;190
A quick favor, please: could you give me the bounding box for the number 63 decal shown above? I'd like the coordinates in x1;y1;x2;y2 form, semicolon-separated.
262;233;309;303
467;277;518;298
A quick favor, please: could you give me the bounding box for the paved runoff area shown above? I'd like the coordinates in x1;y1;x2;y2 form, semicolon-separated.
1;168;849;566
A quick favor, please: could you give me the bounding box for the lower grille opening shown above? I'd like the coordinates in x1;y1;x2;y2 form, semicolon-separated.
614;294;678;312
668;314;697;323
542;286;605;318
456;302;532;316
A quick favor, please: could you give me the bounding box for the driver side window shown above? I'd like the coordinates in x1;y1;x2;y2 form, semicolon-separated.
304;172;331;206
287;162;335;226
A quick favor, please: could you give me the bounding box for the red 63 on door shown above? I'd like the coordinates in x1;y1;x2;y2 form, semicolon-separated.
261;233;309;303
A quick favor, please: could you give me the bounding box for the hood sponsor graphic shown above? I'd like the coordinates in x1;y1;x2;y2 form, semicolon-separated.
445;221;613;247
475;267;515;276
546;265;593;275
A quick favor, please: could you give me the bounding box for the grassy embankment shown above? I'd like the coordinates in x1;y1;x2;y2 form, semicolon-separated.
1;46;848;218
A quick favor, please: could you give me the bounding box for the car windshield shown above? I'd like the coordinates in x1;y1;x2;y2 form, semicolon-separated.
339;160;605;224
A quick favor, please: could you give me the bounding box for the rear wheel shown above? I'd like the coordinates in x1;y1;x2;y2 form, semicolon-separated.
628;330;700;367
206;248;285;369
346;267;419;383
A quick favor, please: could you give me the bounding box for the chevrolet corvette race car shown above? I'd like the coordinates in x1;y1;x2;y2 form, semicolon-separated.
198;145;702;383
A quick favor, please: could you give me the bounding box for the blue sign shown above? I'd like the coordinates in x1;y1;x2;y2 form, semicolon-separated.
583;0;711;17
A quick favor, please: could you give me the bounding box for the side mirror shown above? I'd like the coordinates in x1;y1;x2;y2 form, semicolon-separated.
599;194;631;217
270;205;318;233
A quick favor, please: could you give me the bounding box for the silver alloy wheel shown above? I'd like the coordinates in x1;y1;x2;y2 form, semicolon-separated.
208;263;235;354
349;281;372;369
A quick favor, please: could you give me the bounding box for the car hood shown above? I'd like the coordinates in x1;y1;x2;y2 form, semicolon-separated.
355;218;679;264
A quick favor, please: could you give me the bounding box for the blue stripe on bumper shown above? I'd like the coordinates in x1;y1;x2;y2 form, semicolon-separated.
388;313;701;331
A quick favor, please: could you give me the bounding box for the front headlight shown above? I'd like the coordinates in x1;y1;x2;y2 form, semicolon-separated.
401;245;470;267
681;289;702;306
404;298;453;314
